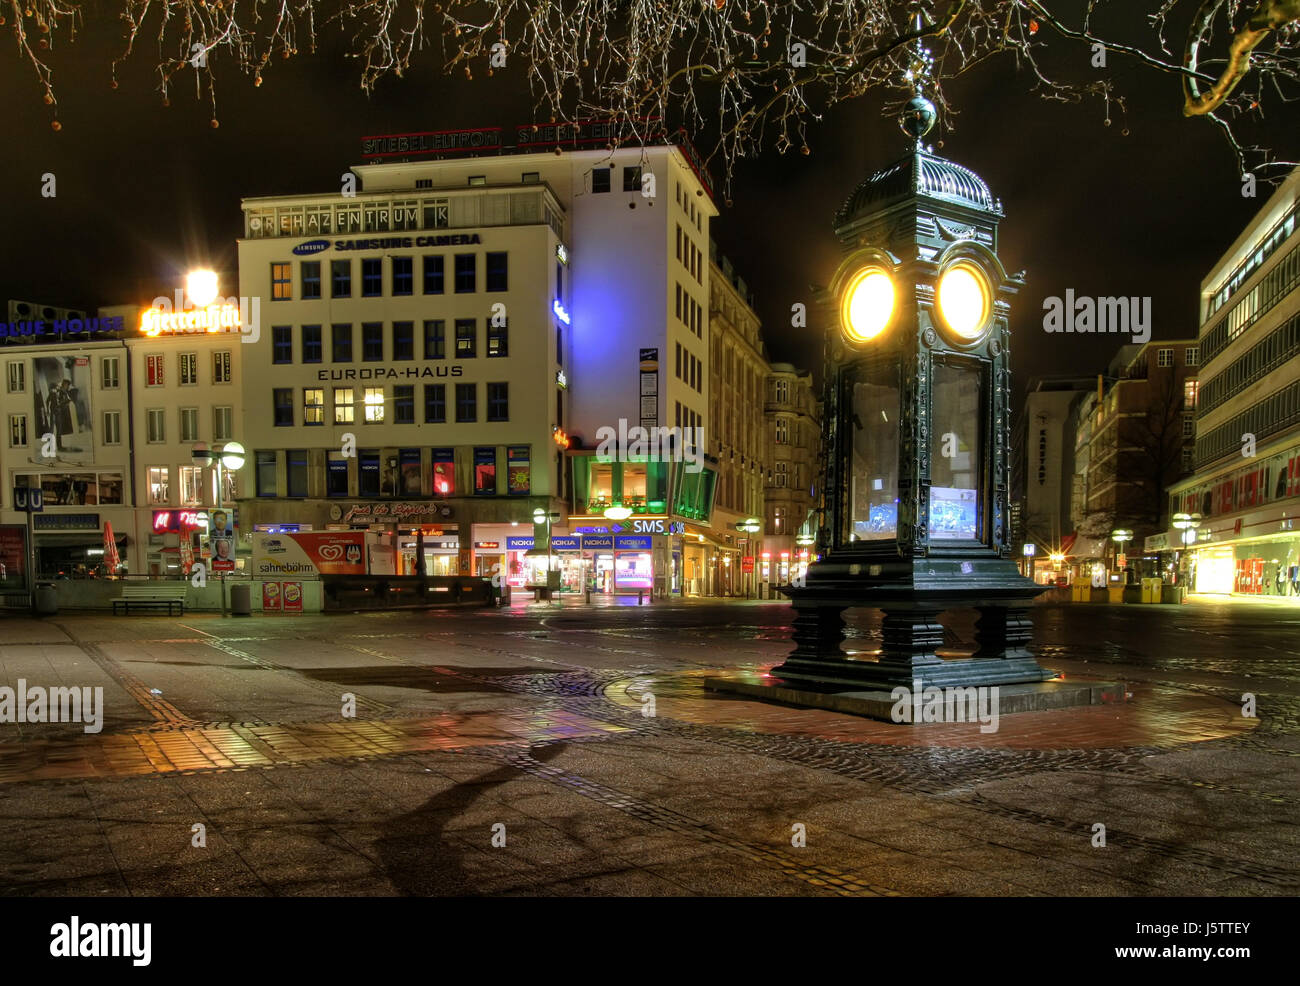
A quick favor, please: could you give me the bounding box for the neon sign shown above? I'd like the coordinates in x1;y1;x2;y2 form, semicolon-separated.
152;510;207;532
140;305;243;337
552;300;571;325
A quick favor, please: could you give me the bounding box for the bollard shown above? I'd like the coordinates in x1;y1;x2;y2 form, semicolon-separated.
585;588;591;604
638;589;644;605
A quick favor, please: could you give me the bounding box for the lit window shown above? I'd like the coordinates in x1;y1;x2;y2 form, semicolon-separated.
271;262;292;300
304;388;324;425
334;388;355;425
364;387;385;423
148;466;170;505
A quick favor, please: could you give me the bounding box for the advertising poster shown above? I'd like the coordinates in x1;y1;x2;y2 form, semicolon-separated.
507;446;531;495
209;508;236;571
0;526;27;588
262;582;282;611
32;356;94;456
252;531;367;578
282;582;303;613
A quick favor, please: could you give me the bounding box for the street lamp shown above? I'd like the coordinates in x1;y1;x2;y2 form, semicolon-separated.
193;440;243;615
1110;528;1133;584
532;506;561;596
738;518;762;598
1172;512;1202;587
186;269;220;308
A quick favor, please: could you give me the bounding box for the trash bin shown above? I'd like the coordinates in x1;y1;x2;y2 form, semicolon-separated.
230;583;252;616
1141;578;1162;604
35;581;58;616
1161;584;1187;605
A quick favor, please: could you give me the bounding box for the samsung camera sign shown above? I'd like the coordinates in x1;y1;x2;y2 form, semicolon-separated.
292;234;482;256
292;240;331;256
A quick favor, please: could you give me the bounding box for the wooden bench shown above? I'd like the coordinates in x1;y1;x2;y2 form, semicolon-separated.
113;584;188;615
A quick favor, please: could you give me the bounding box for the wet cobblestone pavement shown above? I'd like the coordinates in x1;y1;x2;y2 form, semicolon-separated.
1;598;1297;896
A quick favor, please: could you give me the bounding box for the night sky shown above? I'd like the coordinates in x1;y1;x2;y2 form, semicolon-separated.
2;5;1291;397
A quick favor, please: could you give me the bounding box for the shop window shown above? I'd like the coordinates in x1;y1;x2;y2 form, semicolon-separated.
399;449;422;495
326;452;349;497
286;450;309;497
432;448;455;496
474;448;497;495
359;451;380;497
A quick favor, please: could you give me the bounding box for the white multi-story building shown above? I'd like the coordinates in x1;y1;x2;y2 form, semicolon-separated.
1167;167;1300;597
234;130;718;592
0;314;134;581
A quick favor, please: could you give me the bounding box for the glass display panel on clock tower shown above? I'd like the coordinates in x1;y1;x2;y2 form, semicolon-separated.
929;360;985;543
843;360;900;546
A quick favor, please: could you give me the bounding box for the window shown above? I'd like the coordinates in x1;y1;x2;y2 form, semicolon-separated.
102;410;121;445
454;254;476;293
394;385;415;424
272;325;293;363
487;382;509;421
286;450;309;497
146;408;165;443
399;448;422;495
456;382;477;422
1183;414;1195;438
358;450;380;497
213;406;233;441
8;414;27;447
1182;447;1195;471
334;387;355;424
392;321;414;361
392;256;413;295
1185;346;1199;366
148;466;170;504
623;166;642;192
468;175;486;187
775;418;789;444
304;388;324;426
101;356;120;389
302;324;322;363
522;171;540;184
332;324;353;362
331;259;351;297
179;466;203;505
1184;379;1200;410
432;448;455;495
776;462;788;488
255;452;276;497
271;262;292;300
488;319;508;357
486;252;508;292
179;352;198;385
326;451;349;497
455;319;477;358
273;388;294;426
362;322;384;362
593;167;611;193
474;447;497;495
1158;348;1174;367
415;178;433;190
179;407;199;442
301;261;321;299
146;354;165;386
362;258;383;297
213;351;231;383
6;362;24;393
423;255;445;294
424;384;446;423
364;387;385;423
424;320;445;360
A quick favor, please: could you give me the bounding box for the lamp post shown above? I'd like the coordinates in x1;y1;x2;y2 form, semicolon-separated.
533;506;560;597
1172;512;1201;586
193;440;243;616
770;32;1053;691
1110;529;1133;584
738;518;762;598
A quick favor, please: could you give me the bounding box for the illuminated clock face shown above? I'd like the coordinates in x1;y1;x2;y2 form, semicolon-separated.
937;263;991;342
842;267;894;343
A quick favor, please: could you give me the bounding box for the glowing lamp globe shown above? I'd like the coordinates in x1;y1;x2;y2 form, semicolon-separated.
218;441;245;471
187;269;220;308
841;267;894;343
604;505;633;521
937;263;991;342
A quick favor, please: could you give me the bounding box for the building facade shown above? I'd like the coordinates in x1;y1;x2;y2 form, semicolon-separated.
235;133;719;595
1166;168;1300;596
764;363;820;587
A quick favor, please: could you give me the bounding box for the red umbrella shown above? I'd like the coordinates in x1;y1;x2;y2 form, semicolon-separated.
103;521;121;575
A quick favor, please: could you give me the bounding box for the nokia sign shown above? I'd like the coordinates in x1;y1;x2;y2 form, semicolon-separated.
292;240;331;256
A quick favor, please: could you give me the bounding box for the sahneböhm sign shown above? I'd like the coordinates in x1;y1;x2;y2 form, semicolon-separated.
252;531;367;577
